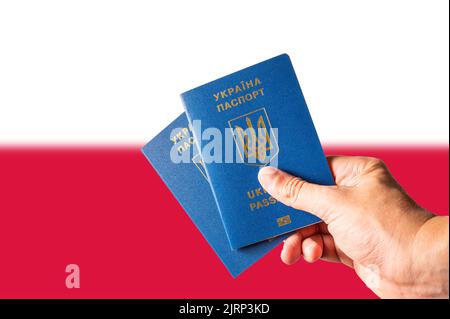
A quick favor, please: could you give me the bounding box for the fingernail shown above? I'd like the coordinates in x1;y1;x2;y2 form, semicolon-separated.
259;166;278;175
280;242;286;257
258;166;278;190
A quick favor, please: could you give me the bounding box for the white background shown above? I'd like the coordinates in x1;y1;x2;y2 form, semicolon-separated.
0;0;448;145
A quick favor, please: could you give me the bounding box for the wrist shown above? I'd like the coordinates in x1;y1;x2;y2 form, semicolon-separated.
376;209;448;298
406;214;449;298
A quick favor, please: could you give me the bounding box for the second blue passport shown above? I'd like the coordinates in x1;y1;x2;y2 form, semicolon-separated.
142;114;286;277
181;54;334;249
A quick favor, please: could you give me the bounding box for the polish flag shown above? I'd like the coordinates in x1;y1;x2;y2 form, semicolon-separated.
0;1;448;298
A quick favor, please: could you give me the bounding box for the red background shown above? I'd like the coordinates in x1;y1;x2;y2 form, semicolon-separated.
0;146;448;298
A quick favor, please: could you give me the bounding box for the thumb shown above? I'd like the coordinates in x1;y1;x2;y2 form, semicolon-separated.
258;166;339;223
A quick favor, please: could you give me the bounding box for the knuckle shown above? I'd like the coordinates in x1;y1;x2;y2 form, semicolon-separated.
368;157;386;169
281;176;305;205
365;157;388;175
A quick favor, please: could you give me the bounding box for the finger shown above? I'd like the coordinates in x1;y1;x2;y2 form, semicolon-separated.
318;221;331;235
320;234;353;267
280;232;302;265
301;233;347;265
319;234;341;263
258;166;340;222
281;224;318;265
302;234;323;263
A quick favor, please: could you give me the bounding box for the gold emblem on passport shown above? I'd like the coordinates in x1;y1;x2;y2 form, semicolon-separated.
228;107;279;166
277;215;291;227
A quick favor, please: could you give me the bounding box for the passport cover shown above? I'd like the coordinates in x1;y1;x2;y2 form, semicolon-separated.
181;54;334;249
142;114;286;277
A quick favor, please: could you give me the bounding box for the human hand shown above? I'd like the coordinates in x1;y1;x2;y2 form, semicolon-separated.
258;156;449;298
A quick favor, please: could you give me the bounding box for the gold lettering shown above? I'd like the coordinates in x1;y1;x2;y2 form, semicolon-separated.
213;78;264;112
220;90;228;98
224;102;232;110
248;194;277;211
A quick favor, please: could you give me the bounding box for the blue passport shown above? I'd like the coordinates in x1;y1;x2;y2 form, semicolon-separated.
142;114;286;277
181;54;334;249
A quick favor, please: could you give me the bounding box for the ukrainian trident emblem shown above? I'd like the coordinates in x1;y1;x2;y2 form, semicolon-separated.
228;108;279;166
